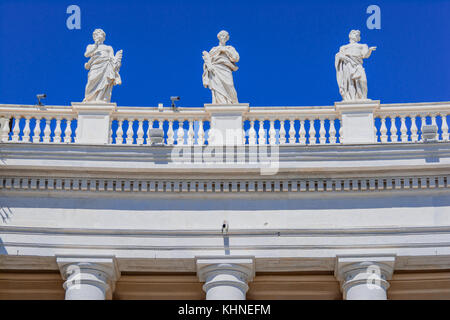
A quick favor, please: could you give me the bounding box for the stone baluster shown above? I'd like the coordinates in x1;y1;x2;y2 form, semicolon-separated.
147;119;154;145
441;113;449;141
65;118;73;143
177;120;185;145
387;116;396;142
116;120;124;144
308;118;316;145
258;119;266;145
279;119;287;145
393;115;400;142
248;119;257;145
136;119;144;145
126;118;134;145
187;119;195;145
430;113;438;140
319;118;326;144
197;119;205;145
379;116;388;143
43;118;52;143
288;120;296;144
33;117;42;143
0;116;11;142
329;118;337;144
22;116;31;142
268;119;276;145
167;119;175;145
410;114;418;142
400;114;408;142
54;117;62;143
299;119;306;145
11;117;21;142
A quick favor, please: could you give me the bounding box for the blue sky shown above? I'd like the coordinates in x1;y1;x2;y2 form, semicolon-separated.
0;0;449;107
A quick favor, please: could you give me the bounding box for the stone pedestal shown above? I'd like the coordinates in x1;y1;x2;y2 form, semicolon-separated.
335;100;380;144
335;256;395;300
57;256;120;300
72;102;116;144
196;256;255;300
204;104;249;146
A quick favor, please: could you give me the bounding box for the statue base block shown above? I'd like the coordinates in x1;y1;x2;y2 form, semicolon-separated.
335;100;380;144
204;103;249;146
72;102;116;144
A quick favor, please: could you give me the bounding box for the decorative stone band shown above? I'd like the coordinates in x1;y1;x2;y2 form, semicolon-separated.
56;256;120;300
1;175;449;193
196;256;255;300
335;255;395;300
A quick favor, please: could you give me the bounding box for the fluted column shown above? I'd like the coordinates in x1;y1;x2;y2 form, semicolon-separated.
335;256;395;300
196;256;255;300
57;256;120;300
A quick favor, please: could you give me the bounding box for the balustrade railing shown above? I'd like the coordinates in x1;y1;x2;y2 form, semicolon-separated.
374;102;450;143
109;107;209;146
1;102;449;147
244;106;342;145
0;105;77;143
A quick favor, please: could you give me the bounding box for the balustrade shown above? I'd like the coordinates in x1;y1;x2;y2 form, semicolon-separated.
0;105;77;144
244;106;342;146
1;102;449;147
374;103;450;143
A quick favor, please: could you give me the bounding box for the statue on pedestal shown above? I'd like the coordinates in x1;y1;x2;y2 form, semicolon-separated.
202;30;240;104
335;30;376;101
83;29;123;103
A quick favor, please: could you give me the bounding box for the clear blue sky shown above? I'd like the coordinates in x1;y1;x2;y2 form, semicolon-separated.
0;0;449;107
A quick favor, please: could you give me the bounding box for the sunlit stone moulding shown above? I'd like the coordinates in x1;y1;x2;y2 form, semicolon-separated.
72;102;116;144
204;103;249;146
56;256;121;300
196;256;255;300
335;99;380;144
335;255;395;300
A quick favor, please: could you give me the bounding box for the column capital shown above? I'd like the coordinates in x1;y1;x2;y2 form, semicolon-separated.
196;255;255;282
56;255;120;300
335;255;396;299
195;256;255;300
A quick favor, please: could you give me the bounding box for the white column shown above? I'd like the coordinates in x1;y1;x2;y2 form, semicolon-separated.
335;256;395;300
57;256;120;300
196;256;255;300
335;100;380;144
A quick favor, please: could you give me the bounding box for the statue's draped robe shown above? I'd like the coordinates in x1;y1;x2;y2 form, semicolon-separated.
202;45;239;104
335;44;369;101
83;46;121;103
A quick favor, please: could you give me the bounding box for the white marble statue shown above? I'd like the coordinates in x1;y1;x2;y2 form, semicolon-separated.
335;30;376;101
202;30;240;104
83;29;123;103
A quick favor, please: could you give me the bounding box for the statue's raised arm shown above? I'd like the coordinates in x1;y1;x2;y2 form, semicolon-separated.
335;30;376;101
83;29;123;103
202;30;240;104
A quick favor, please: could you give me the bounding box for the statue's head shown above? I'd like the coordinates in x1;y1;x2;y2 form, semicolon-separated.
93;29;106;44
349;30;361;43
217;30;230;45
